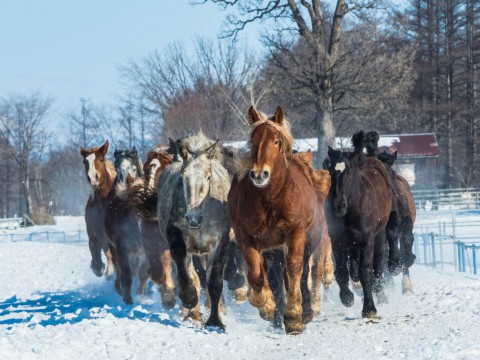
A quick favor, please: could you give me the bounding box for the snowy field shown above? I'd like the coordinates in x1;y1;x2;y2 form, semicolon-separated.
1;215;479;360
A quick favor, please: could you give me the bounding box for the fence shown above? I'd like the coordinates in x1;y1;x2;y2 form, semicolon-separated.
412;188;480;211
413;223;479;275
0;230;88;243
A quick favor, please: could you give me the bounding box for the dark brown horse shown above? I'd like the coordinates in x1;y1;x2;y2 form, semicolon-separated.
377;151;416;294
80;140;116;278
105;147;146;305
127;144;177;308
228;106;325;334
326;141;393;318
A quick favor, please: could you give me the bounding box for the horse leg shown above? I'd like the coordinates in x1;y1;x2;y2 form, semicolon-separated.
168;226;198;309
301;246;314;325
373;233;388;304
104;242;115;280
402;267;414;295
283;227;306;335
243;244;276;322
332;239;354;307
349;248;362;294
159;250;176;308
136;256;150;300
117;245;133;305
88;235;105;277
193;255;207;290
386;213;401;276
205;230;230;331
233;246;249;304
183;260;203;323
266;249;285;329
400;224;416;269
359;241;377;318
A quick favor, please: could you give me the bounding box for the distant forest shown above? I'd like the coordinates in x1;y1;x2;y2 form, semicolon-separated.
1;0;479;217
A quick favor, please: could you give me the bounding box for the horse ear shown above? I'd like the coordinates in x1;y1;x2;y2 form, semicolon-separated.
273;106;284;126
102;140;109;156
207;139;219;158
327;146;336;161
248;106;260;125
80;147;87;157
114;149;120;158
392;151;398;161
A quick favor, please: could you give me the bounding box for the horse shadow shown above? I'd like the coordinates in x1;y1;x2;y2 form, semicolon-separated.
0;282;183;331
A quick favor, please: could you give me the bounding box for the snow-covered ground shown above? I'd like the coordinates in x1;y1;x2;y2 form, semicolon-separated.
0;215;479;359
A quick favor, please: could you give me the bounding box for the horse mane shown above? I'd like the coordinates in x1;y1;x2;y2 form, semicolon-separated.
365;131;380;157
233;111;294;181
295;150;331;197
105;159;117;183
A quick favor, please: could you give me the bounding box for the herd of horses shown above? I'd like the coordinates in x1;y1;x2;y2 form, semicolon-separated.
79;106;416;335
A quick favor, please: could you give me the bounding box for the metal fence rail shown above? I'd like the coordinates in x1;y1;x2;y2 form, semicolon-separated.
0;230;87;243
412;188;480;211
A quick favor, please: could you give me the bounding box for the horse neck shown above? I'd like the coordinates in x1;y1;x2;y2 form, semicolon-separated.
91;165;114;199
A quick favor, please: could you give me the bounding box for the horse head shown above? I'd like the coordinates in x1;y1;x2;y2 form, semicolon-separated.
327;146;354;217
177;133;218;229
377;151;397;171
247;106;293;188
80;140;112;189
114;146;143;185
144;145;174;189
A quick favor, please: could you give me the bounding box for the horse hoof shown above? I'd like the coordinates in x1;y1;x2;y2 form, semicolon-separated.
228;273;246;291
180;285;198;309
205;317;226;332
90;263;105;277
259;305;276;322
302;309;314;324
340;288;354;307
362;310;378;319
123;295;133;305
403;253;416;268
234;285;249;304
285;322;304;335
388;260;402;276
161;288;176;309
352;281;363;295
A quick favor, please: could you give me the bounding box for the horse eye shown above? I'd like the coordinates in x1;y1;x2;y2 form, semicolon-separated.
207;175;211;181
275;140;280;145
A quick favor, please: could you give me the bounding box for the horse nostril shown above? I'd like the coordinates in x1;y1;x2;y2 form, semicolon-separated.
249;170;256;180
262;170;269;180
198;216;204;225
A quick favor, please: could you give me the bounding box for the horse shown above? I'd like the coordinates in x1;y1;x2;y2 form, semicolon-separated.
79;140;116;279
228;106;331;334
156;132;231;330
104;147;147;305
377;151;416;294
326;138;393;318
126;143;177;308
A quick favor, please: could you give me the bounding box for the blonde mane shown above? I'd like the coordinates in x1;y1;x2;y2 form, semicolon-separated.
234;111;294;181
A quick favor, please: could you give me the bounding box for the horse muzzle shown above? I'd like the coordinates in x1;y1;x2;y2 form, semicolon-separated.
249;169;270;188
334;197;348;217
185;213;204;229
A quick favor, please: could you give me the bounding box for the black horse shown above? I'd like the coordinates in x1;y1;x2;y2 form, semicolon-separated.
325;139;393;318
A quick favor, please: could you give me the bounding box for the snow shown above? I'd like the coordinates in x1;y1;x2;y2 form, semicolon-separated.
1;216;479;359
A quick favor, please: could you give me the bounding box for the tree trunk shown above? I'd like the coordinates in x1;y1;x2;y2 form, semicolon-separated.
23;163;32;215
314;96;335;168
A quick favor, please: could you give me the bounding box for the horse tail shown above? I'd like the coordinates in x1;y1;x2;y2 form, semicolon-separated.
126;179;158;221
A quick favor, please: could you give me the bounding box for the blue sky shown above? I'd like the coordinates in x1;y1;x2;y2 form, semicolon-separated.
0;1;259;117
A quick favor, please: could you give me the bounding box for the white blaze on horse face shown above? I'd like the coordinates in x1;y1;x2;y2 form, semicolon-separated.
119;158;137;183
183;161;210;210
86;153;98;186
148;159;161;188
335;162;346;173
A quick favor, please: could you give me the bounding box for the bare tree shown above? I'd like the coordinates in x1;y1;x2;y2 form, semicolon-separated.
120;38;263;141
193;0;392;166
0;92;52;215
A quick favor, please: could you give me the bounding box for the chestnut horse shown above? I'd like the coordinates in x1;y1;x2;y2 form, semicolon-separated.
228;106;328;334
377;151;416;294
126;143;177;308
80;140;116;279
105;147;146;305
326;143;393;318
